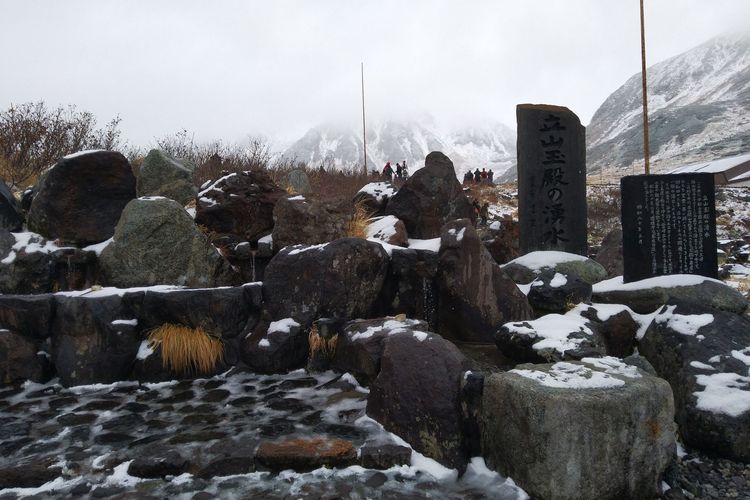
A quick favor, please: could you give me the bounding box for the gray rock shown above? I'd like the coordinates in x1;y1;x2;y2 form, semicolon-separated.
594;228;623;278
592;277;748;314
99;197;235;288
526;270;592;315
502;251;608;285
384;151;475;238
0;293;55;340
241;316;308;374
481;358;675;500
136;149;196;205
272;196;351;251
285;168;311;194
639;300;750;462
366;331;473;470
0;329;48;385
436;219;533;343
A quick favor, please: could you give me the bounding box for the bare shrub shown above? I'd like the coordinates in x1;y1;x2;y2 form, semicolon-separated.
588;185;622;245
0;101;124;189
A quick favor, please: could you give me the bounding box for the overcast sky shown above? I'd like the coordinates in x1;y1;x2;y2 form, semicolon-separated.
2;0;749;150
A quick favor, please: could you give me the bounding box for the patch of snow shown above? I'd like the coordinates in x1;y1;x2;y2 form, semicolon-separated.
0;477;76;497
694;372;750;417
67;380;139;395
356;182;396;203
136;341;154;360
82;238;113;256
592;274;724;293
112;319;138;326
654;305;714;336
349;319;425;341
407;238;441;252
732;347;750;366
410;450;458;482
63;149;105;159
198;196;217;207
288;195;306;201
105;460;142;487
503;251;588;272
57;284;183;298
367;215;399;241
690;361;716;371
198;172;237;197
581;356;642;378
504;314;593;355
268;318;300;335
258;338;271;348
517;283;532;295
460;458;529;499
171;473;193;485
138;196;168;201
286;243;328;256
185;207;196;218
708;355;722;363
549;273;567;288
511;362;626;389
447;227;466;242
413;331;429;342
1;231;75;265
489;221;501;230
258;234;273;245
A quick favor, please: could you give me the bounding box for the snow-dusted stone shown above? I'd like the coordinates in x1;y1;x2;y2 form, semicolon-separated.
366;215;408;247
0;329;49;385
51;290;144;387
136;149;196;205
594;228;624;278
374;248;440;329
272;196;351;251
241;317;308;374
481;357;675;500
331;317;430;384
195;170;285;243
262;238;389;329
384;151;475;239
592;274;748;314
27;150;135;244
0;178;22;231
639;300;750;461
99;197;236;288
483;219;520;265
501;250;608;285
353;181;396;216
577;303;642;358
0;230;99;294
128;449;190;479
367;331;473;470
495;310;606;363
0;293;55;340
526;269;592;315
437;219;533;343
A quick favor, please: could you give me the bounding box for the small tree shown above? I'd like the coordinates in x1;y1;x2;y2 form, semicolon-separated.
0;101;124;189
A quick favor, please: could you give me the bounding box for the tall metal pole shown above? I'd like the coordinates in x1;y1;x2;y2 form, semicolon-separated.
361;62;368;175
640;0;651;175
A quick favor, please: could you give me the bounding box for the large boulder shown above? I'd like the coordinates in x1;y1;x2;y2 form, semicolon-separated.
195;170;286;242
592;275;748;315
384;151;475;238
0;230;99;294
136;149;196;205
27;150;135;244
51;290;144;387
0;293;55;340
639;300;750;462
367;331;473;470
366;215;408;247
436;219;533;343
594;228;623;278
99;197;235;288
0;179;22;231
482;357;675;500
353;182;397;216
272;196;351;251
262;238;389;328
331;317;430;384
502;250;608;285
241;317;309;374
526;270;592;316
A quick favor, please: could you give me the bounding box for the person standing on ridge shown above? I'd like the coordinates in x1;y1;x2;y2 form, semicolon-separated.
474;168;481;183
396;162;403;179
402;160;408;178
383;161;393;181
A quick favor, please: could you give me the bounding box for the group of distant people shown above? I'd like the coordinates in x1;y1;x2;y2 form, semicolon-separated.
463;168;494;184
382;161;409;181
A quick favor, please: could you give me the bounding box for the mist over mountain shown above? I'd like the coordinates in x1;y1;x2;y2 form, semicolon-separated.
282;116;516;178
587;32;750;174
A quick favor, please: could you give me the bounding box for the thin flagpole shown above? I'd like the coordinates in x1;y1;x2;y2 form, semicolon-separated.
640;0;651;175
361;62;368;175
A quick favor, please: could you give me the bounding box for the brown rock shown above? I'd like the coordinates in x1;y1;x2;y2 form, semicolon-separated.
255;437;357;472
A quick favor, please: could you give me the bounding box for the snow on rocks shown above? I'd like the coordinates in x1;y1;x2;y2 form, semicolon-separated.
592;274;748;314
501;250;608;285
353;181;397;216
482;358;675;500
366;215;408;247
639;300;750;461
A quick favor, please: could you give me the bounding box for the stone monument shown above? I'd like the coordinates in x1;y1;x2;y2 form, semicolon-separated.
517;104;587;255
287;169;311;194
621;173;717;282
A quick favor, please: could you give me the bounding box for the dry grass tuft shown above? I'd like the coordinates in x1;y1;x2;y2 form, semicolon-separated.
147;324;224;375
346;201;374;239
308;323;338;357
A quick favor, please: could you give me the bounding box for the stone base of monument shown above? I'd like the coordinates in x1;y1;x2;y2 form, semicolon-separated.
481;358;675;500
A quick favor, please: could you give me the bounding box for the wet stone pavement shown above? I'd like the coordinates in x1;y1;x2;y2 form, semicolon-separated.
0;369;525;499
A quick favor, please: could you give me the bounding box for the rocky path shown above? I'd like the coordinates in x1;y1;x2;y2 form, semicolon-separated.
0;369;525;499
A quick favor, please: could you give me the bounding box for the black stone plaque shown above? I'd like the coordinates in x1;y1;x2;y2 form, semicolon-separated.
517;104;587;255
621;173;717;283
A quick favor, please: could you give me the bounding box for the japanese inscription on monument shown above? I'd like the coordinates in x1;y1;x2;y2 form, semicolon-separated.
517;104;587;255
621;173;717;282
